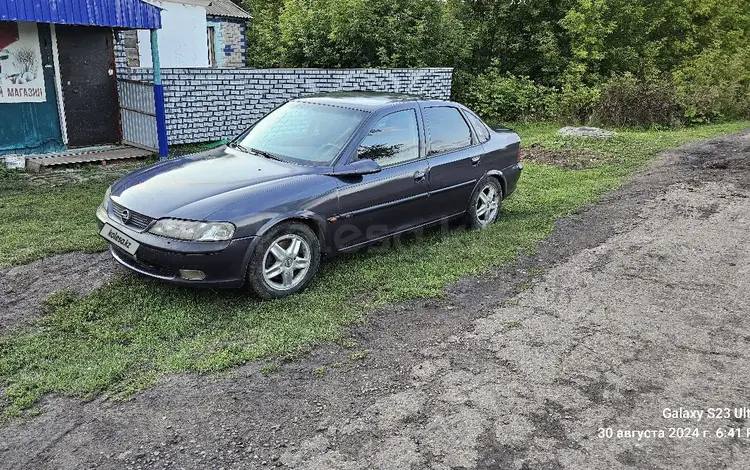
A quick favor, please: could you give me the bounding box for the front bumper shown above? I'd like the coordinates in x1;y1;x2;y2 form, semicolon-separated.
97;207;256;288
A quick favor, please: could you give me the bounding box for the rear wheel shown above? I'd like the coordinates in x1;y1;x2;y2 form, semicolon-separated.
467;178;502;229
247;222;321;299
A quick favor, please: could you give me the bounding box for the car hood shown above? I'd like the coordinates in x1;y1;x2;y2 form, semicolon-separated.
112;147;324;220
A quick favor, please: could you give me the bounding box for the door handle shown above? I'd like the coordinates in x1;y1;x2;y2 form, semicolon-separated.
471;156;481;166
414;170;427;183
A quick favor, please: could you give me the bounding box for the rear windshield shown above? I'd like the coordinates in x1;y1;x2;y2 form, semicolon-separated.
237;101;369;166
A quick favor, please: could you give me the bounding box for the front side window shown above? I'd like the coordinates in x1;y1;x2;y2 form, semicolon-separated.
464;110;491;143
424;107;472;155
237;101;368;166
357;109;420;167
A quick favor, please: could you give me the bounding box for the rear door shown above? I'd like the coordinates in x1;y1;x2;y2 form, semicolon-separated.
335;107;430;250
422;105;484;220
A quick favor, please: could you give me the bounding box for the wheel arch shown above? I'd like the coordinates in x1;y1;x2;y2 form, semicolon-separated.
473;170;507;199
258;211;326;244
239;211;327;283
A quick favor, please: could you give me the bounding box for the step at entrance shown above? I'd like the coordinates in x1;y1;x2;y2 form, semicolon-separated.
25;145;154;172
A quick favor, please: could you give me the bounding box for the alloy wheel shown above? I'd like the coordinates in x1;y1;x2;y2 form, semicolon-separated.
262;234;311;290
475;184;500;227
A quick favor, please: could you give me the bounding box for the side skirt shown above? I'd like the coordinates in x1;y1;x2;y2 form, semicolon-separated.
336;211;466;254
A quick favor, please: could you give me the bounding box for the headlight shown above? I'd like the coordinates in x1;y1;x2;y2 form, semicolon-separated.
149;219;235;242
99;186;112;212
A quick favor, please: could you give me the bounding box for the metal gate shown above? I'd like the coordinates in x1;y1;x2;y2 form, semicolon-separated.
118;79;158;151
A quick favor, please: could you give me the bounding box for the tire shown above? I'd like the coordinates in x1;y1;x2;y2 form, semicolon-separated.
246;221;321;299
467;177;503;229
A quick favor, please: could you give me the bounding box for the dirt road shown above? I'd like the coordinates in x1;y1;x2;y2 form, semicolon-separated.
2;131;750;469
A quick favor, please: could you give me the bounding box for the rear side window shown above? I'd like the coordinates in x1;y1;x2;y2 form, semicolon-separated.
357;109;420;167
424;106;472;155
464;110;491;143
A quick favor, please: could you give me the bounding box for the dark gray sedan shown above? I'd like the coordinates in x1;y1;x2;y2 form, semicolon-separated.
96;92;523;298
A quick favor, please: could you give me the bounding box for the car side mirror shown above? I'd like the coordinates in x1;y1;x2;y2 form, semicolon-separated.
335;158;382;176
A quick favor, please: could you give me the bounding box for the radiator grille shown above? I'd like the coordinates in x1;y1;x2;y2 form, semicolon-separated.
110;201;154;231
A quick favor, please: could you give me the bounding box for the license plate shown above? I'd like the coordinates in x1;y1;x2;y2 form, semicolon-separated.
100;224;140;256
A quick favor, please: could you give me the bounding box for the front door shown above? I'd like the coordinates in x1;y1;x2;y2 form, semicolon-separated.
335;108;430;251
55;26;119;147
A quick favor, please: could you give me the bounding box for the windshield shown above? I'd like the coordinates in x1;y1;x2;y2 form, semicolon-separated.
236;101;369;165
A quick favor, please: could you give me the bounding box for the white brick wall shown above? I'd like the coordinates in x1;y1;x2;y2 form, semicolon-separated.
113;47;453;145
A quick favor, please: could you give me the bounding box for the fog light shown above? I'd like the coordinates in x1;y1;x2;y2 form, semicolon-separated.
179;269;206;281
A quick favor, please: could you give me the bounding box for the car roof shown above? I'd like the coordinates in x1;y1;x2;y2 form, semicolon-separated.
297;91;429;112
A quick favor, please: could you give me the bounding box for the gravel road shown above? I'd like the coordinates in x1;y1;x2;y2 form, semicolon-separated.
1;130;749;469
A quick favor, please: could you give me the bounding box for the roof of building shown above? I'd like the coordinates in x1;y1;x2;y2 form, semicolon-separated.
206;0;251;19
0;0;162;29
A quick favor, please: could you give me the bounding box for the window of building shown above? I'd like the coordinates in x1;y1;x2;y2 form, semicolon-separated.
207;27;216;67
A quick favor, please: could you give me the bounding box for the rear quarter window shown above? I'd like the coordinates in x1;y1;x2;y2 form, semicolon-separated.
464;110;491;143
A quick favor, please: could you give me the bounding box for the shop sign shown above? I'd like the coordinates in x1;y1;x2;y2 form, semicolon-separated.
0;22;46;103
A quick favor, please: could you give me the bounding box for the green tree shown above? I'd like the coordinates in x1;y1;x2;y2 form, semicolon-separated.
560;0;614;85
243;0;286;67
246;0;467;69
240;0;750;124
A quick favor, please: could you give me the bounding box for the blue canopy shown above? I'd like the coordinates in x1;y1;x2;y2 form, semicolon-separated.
0;0;162;29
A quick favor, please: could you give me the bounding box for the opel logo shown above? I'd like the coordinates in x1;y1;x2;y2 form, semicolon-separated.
121;209;131;224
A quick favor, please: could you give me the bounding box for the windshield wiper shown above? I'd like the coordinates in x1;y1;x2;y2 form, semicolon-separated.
228;141;250;153
247;147;283;162
229;142;284;162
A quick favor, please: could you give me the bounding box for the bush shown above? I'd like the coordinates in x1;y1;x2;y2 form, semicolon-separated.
674;47;750;123
593;74;683;127
548;84;601;124
457;48;750;129
464;65;556;123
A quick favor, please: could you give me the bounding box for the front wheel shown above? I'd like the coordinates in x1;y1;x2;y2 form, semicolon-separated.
467;178;502;229
246;222;321;299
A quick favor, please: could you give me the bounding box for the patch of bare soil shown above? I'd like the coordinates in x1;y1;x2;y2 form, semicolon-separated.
1;129;750;469
0;252;120;332
682;134;750;176
522;143;603;169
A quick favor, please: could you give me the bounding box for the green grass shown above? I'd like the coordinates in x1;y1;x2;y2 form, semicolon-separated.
514;121;750;166
0;122;748;418
0;179;112;266
349;350;371;361
259;363;279;375
0;148;213;267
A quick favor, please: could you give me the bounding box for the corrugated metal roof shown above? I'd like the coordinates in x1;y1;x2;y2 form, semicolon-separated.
206;0;251;20
0;0;162;29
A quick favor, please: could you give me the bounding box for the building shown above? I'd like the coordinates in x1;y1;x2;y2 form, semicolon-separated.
206;0;252;68
0;1;451;168
0;0;169;161
120;0;251;69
